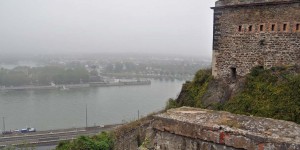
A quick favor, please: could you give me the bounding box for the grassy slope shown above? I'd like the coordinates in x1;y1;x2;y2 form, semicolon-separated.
166;69;212;109
168;66;300;124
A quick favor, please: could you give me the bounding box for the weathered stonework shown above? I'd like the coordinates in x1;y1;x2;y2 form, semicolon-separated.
114;107;300;150
151;107;300;150
212;0;300;79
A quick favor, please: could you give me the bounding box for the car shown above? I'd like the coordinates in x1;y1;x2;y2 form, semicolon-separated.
20;128;36;133
28;128;36;132
21;129;28;133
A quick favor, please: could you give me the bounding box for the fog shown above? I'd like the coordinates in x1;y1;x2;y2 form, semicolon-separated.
0;0;215;58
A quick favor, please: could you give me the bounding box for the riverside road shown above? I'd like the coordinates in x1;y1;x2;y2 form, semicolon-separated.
0;124;121;148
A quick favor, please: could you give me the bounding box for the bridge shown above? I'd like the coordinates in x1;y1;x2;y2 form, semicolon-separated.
0;124;121;148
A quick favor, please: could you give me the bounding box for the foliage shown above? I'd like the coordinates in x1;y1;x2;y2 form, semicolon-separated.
140;137;150;148
165;98;179;110
2;145;17;150
170;66;300;124
0;66;89;86
176;69;212;107
2;143;35;150
102;58;207;81
56;132;114;150
221;66;300;124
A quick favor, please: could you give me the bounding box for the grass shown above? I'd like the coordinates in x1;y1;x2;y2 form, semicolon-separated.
169;66;300;124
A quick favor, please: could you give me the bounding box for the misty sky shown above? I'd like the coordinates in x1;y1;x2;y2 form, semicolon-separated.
0;0;215;57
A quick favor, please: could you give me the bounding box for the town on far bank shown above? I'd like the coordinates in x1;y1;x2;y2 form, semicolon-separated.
0;53;210;91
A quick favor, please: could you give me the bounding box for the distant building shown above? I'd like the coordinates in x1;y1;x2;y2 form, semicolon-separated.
211;0;300;79
89;75;104;83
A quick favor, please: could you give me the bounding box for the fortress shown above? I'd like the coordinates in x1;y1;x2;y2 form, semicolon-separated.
114;1;300;150
211;0;300;79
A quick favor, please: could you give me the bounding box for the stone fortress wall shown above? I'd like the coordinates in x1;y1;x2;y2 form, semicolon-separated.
151;107;300;150
115;107;300;150
212;0;300;79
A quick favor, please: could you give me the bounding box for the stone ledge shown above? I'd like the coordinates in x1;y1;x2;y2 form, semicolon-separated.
152;107;300;150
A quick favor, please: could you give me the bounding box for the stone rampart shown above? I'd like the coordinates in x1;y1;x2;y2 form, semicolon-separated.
150;107;300;150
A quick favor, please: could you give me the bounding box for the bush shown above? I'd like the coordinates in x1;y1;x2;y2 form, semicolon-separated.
165;98;178;110
56;132;114;150
177;69;212;107
221;66;300;124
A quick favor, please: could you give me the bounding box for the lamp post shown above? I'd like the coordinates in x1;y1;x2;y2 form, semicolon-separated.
85;104;88;128
2;117;5;132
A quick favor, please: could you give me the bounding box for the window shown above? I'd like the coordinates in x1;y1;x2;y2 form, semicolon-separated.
271;24;275;31
249;25;252;32
230;67;237;80
283;24;287;31
296;24;300;31
260;25;264;31
238;26;242;32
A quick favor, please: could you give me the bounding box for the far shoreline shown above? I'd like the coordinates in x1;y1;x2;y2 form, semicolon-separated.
0;80;151;91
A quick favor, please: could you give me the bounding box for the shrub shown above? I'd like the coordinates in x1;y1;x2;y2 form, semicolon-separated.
56;132;114;150
165;98;178;110
222;66;300;124
177;69;212;107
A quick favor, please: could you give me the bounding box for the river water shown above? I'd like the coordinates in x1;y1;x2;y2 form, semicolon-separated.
0;80;184;131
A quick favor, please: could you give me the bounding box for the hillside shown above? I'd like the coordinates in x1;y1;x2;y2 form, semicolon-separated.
54;65;300;150
168;66;300;124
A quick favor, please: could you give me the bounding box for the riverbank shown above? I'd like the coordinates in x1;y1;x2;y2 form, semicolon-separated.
0;80;151;91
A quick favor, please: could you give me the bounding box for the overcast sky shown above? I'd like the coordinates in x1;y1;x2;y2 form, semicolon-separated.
0;0;215;58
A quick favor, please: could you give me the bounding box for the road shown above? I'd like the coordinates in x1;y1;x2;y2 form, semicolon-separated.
0;124;121;149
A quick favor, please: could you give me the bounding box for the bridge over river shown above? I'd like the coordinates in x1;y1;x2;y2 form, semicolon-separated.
0;124;121;149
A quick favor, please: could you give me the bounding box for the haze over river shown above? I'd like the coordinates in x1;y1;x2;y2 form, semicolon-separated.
0;80;184;131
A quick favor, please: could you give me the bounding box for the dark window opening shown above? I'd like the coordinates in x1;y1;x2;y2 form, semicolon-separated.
249;25;252;32
230;67;237;80
238;26;242;32
283;24;287;31
271;24;275;31
296;24;300;31
260;25;264;31
258;66;264;70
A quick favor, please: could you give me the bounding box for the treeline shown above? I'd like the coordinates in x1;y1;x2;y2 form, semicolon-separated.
104;61;202;75
103;61;204;81
0;66;89;86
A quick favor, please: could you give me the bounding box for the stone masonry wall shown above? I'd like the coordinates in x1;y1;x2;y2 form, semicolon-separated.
150;107;300;150
152;130;237;150
114;121;151;150
212;0;300;78
114;107;300;150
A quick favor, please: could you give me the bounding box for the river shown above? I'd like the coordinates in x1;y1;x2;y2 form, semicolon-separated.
0;80;184;131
